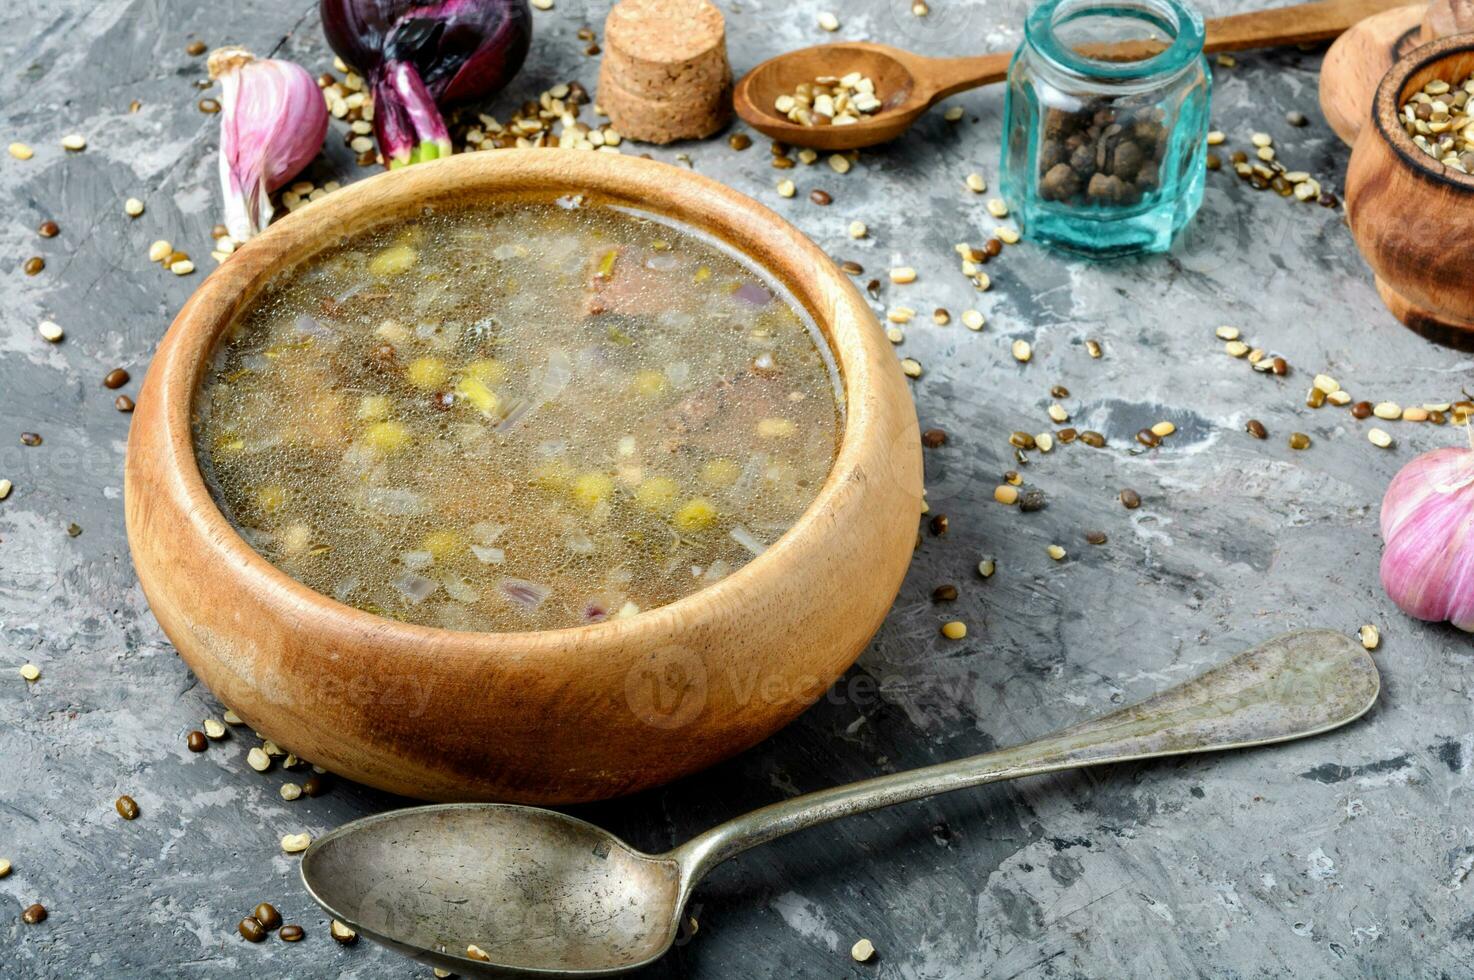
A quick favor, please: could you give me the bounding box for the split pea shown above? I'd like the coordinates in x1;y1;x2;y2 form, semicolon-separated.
1359;624;1380;650
941;621;967;640
1373;402;1401;419
1011;339;1032;362
281;833;311;853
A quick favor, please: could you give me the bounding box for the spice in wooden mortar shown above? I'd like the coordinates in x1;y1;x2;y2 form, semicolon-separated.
1400;70;1474;172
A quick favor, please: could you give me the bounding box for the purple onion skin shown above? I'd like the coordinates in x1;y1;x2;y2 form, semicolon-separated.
320;0;532;166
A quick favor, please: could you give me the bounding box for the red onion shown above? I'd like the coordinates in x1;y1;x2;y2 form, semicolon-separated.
319;0;532;168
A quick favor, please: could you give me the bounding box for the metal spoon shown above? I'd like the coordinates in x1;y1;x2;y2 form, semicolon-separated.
732;0;1404;150
301;629;1378;977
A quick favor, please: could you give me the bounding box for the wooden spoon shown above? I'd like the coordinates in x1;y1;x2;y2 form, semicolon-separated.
734;0;1411;150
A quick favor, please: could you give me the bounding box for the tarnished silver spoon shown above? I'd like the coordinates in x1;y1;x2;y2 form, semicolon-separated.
301;629;1378;977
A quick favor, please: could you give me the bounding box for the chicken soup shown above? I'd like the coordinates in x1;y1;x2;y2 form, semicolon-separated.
193;200;843;632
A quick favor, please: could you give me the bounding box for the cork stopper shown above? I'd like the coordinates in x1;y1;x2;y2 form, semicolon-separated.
598;0;732;144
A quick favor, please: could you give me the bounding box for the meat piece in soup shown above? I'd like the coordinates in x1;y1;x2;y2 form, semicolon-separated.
193;201;843;633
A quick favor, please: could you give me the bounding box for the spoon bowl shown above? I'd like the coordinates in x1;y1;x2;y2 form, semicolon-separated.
732;41;1005;150
301;804;685;977
302;629;1378;977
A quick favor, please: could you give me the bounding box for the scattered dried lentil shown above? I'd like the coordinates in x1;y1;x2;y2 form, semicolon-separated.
280;833;311;853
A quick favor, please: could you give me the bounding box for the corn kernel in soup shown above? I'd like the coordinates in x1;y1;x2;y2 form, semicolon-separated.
194;202;843;633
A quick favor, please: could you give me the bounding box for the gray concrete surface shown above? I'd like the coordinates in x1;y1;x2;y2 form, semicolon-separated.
3;0;1473;976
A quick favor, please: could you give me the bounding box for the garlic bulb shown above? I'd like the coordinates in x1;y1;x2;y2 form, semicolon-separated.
1379;439;1474;631
209;47;328;241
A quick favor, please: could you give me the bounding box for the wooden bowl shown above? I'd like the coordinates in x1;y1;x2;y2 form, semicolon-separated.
1345;34;1474;347
1319;0;1474;147
124;150;922;803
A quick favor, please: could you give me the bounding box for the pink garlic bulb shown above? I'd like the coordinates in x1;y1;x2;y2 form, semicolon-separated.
208;47;328;241
1379;441;1474;631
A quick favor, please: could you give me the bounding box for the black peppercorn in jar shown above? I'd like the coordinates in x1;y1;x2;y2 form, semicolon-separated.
1000;0;1211;255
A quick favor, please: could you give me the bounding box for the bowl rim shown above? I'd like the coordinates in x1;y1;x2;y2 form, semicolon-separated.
1372;33;1474;191
145;149;894;654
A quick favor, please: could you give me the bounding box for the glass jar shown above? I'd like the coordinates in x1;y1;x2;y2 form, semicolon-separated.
1000;0;1211;256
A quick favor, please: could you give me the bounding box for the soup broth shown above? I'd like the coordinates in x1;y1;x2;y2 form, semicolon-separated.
194;201;843;633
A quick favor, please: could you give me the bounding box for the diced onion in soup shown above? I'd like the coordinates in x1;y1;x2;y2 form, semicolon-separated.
729;524;767;557
392;571;439;604
500;579;551;611
443;576;480;604
471;545;505;565
401;550;434;570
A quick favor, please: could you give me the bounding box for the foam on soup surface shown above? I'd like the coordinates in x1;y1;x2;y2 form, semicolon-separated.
194;201;843;632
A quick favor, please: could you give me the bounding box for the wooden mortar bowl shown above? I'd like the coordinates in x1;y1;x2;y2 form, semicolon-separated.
124;150;922;803
1345;34;1474;348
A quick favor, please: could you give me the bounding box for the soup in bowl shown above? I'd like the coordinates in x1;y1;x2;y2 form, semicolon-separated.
125;151;921;803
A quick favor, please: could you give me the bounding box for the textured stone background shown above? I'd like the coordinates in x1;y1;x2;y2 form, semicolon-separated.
3;0;1473;976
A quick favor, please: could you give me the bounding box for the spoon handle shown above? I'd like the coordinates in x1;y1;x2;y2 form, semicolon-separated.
1203;0;1405;51
675;630;1377;881
909;0;1404;103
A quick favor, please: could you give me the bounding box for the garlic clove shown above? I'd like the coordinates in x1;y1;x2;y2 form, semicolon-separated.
1379;443;1474;632
209;47;328;242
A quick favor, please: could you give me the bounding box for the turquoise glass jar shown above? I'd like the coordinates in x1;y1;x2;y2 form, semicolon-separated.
1000;0;1211;256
